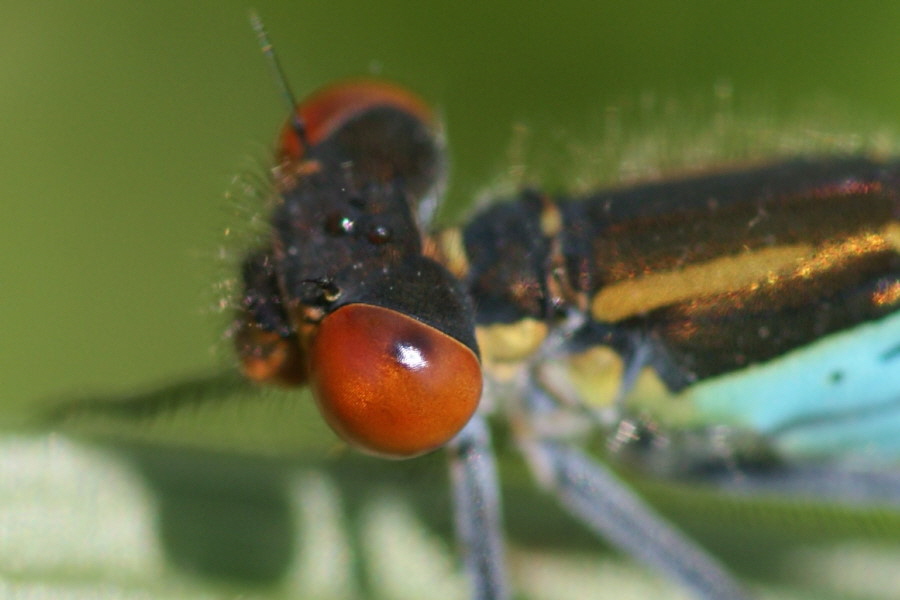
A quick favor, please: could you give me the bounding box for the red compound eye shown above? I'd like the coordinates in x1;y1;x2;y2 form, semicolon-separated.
278;79;434;162
309;304;482;459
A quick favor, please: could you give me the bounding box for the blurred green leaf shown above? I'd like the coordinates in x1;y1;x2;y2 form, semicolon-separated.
2;367;898;599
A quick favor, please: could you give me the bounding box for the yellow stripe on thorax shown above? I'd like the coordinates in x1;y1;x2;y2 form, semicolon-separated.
591;224;899;322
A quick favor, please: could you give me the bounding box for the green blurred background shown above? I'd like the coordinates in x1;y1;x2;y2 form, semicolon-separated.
3;2;900;598
4;1;900;416
7;0;900;407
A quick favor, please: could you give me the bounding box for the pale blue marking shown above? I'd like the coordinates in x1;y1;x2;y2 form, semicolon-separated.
682;309;900;463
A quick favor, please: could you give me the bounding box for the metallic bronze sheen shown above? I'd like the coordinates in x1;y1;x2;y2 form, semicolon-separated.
458;158;900;387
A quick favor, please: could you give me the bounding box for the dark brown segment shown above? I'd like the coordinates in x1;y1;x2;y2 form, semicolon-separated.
462;191;553;324
237;251;295;337
644;252;899;386
234;251;307;385
564;158;898;294
557;157;900;385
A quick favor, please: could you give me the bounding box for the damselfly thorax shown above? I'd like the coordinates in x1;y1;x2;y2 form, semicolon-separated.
433;159;900;467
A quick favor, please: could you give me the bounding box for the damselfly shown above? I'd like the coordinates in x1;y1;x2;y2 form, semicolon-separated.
48;16;900;600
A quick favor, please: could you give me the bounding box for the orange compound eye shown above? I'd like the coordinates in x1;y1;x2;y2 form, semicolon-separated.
309;304;482;459
278;80;435;162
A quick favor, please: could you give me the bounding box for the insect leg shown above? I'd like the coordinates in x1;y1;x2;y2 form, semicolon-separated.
447;413;510;600
518;385;753;600
708;463;900;506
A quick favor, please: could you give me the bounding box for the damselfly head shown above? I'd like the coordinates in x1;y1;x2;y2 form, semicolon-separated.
235;17;480;458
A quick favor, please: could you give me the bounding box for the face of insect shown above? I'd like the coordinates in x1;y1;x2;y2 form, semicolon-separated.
234;81;482;459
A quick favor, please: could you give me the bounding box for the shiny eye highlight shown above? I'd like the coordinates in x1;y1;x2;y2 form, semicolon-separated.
309;304;482;458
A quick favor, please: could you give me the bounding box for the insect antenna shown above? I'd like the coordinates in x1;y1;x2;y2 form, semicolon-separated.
249;11;308;151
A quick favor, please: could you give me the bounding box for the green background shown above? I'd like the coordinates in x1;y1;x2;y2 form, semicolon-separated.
3;2;900;599
5;1;900;412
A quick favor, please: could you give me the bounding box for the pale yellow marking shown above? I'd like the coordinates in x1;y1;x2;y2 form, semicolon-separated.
591;244;814;322
627;368;694;424
564;346;676;413
882;222;900;252
539;202;563;237
592;226;899;322
475;318;548;364
565;346;624;408
804;232;890;279
426;228;469;279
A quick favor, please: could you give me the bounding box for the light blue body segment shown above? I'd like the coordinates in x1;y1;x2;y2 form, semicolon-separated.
681;309;900;465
